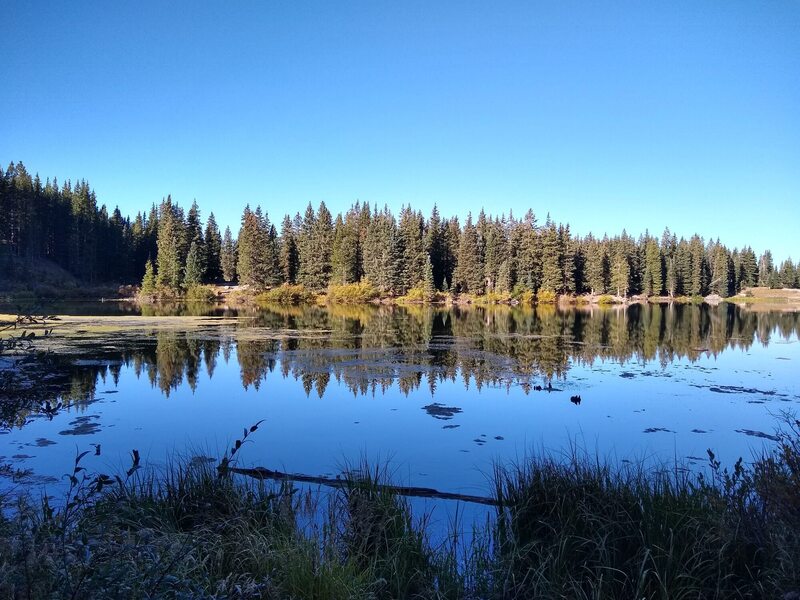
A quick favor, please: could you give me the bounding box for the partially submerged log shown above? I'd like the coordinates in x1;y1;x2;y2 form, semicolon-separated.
225;465;499;506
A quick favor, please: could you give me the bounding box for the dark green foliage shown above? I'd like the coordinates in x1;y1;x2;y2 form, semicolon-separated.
298;203;334;291
278;215;299;284
496;258;511;293
362;208;402;295
689;234;707;296
779;258;798;288
759;250;774;287
2;161;790;299
738;246;758;291
155;196;187;290
611;243;631;297
203;212;222;282
483;217;509;293
539;216;561;294
424;205;446;289
453;214;484;294
183;241;204;288
642;235;663;296
421;253;436;301
220;226;237;283
140;259;156;294
584;235;608;295
331;213;360;285
237;207;279;290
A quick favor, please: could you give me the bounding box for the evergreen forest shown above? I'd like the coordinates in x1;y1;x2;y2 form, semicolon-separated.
2;161;798;297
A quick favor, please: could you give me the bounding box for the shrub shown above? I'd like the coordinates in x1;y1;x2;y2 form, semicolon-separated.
185;285;217;302
399;286;426;303
597;294;614;305
474;291;513;305
536;289;557;304
327;280;379;304
399;286;443;304
512;284;535;305
137;285;183;302
257;284;314;305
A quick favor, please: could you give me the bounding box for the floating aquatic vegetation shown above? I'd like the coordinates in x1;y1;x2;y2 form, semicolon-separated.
421;403;462;420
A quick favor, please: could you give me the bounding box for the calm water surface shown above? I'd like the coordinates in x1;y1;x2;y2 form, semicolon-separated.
1;302;798;504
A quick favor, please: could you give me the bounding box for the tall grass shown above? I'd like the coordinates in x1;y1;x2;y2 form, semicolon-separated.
1;416;799;598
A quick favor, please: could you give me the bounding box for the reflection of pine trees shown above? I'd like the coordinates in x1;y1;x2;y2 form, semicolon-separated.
236;339;278;390
9;305;798;429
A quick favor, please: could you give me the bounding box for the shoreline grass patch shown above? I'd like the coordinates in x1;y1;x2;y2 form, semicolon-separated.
2;415;799;598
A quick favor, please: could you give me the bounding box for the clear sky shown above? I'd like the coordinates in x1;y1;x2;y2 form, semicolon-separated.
2;1;798;260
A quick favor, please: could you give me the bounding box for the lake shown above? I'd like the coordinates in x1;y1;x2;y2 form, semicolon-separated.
1;302;798;507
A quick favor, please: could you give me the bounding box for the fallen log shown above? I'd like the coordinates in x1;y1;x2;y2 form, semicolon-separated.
225;466;499;506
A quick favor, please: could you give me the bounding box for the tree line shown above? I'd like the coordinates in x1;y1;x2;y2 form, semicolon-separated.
2;161;798;296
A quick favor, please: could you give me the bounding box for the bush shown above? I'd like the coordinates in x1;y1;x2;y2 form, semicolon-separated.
474;291;513;305
597;294;615;305
536;289;558;304
327;280;379;304
137;285;183;303
257;284;315;305
399;286;443;304
399;286;426;303
512;284;535;305
185;285;217;302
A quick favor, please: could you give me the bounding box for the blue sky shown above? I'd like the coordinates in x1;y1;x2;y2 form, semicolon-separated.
2;1;798;260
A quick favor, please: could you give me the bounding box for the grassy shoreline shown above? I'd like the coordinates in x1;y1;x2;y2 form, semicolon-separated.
5;279;800;310
1;420;799;599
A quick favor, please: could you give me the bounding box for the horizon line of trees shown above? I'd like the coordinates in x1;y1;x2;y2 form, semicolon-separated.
2;161;799;296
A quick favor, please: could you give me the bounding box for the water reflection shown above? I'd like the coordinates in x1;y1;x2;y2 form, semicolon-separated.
4;304;796;428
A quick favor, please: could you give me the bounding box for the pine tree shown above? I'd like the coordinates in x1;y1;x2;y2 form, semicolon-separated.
140;259;156;293
422;253;436;301
661;229;677;297
585;236;607;295
539;216;561;293
298;203;334;290
184;241;204;287
483;218;509;292
514;211;540;291
496;259;511;293
453;214;484;294
675;238;691;296
642;236;663;296
779;258;797;288
156;196;186;289
758;251;774;287
331;213;360;284
425;205;446;289
689;235;707;296
709;241;730;296
186;200;204;247
611;245;630;297
558;224;575;294
236;206;255;286
204;212;222;282
442;217;461;289
362;208;401;294
279;215;299;284
221;226;237;283
738;246;758;291
260;211;281;287
399;206;426;294
237;207;278;290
